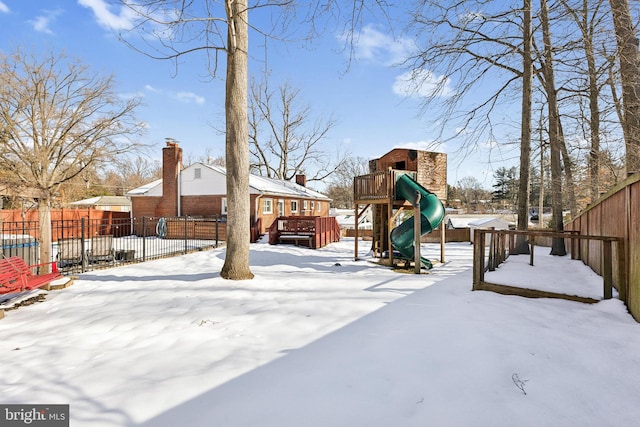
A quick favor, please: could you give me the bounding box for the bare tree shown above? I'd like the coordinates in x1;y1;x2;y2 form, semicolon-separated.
60;163;106;201
222;0;252;279
409;1;534;251
249;76;345;182
609;0;640;174
0;49;143;269
409;2;527;155
539;0;567;255
102;155;162;195
325;156;370;208
116;0;389;280
516;0;534;253
559;0;608;201
457;176;491;211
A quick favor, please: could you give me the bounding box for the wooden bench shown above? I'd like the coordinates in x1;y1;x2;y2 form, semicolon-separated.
0;256;62;294
278;234;314;247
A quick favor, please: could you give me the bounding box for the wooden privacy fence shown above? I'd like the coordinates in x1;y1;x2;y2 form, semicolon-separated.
344;226;470;242
131;216;264;243
0;209;130;242
422;227;470;243
564;173;640;321
473;229;626;304
133;216;224;240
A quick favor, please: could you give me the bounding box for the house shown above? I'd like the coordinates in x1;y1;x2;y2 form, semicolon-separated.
68;196;132;212
330;207;373;230
127;141;331;234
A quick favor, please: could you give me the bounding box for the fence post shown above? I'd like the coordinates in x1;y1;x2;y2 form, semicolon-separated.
142;217;147;262
498;231;505;264
184;216;188;254
603;239;613;299
617;239;627;302
81;218;87;273
529;234;535;266
472;229;485;290
215;216;219;248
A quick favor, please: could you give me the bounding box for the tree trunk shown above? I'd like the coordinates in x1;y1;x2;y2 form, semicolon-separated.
514;0;533;255
37;197;53;274
582;0;602;201
541;0;566;256
557;116;577;219
221;0;254;280
609;0;640;175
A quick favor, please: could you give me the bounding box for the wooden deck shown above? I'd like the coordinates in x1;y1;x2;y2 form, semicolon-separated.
268;216;341;249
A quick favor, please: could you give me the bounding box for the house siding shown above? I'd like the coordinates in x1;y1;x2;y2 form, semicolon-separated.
131;196;162;218
180;195;223;217
133;194;329;235
257;197;330;233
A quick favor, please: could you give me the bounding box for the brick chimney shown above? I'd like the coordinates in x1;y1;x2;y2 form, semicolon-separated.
157;140;183;217
295;174;307;187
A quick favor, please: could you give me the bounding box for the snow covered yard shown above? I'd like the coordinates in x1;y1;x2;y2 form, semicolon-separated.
0;238;639;426
483;246;610;300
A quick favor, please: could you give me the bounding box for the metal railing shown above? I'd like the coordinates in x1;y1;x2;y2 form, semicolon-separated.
1;216;223;276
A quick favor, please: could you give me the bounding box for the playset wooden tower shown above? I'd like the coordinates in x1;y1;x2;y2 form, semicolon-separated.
353;148;447;268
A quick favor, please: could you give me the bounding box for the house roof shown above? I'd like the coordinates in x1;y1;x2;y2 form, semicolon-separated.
468;217;510;228
126;179;163;196
251;174;330;200
208;164;330;200
69;195;132;207
127;164;330;200
447;215;513;229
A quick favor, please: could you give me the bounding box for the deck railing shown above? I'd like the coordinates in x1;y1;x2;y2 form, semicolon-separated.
354;169;418;203
354;170;389;201
268;216;341;248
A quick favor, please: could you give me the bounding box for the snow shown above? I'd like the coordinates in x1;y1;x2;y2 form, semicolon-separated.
1;238;639;426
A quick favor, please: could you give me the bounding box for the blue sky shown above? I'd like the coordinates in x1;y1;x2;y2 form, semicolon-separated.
0;1;519;190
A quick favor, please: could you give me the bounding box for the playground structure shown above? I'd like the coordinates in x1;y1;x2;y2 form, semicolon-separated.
353;149;448;271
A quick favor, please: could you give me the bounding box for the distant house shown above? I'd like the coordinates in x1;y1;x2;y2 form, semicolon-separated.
127;141;331;233
68;196;132;212
331;207;373;230
468;217;511;243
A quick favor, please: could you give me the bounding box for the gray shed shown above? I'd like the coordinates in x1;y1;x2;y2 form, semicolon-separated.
469;217;510;243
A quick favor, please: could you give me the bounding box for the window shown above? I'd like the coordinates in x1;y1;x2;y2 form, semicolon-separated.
303;200;308;210
291;200;298;213
194;168;202;179
263;198;273;214
311;201;315;211
221;198;228;215
316;201;321;211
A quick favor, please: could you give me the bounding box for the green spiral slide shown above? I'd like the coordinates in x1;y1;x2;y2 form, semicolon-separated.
390;173;445;269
